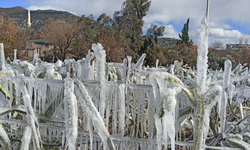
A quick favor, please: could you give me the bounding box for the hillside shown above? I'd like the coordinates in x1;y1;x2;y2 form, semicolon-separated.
0;6;79;31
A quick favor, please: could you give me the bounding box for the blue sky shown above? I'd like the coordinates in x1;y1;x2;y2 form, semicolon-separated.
1;0;250;47
1;0;29;8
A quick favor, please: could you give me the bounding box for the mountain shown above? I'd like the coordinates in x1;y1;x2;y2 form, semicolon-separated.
0;6;79;32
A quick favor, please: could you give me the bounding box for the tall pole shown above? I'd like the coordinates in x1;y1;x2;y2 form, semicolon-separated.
27;8;31;28
206;0;210;26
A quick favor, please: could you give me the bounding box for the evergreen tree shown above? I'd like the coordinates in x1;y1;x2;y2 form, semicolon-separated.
179;18;192;46
140;25;165;66
114;0;151;60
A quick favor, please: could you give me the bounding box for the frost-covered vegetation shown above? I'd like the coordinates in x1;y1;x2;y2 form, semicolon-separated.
1;1;250;150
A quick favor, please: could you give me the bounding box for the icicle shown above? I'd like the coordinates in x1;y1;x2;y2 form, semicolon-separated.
203;85;222;144
147;88;155;139
119;84;125;136
88;118;93;150
112;84;118;135
136;89;141;138
140;89;146;138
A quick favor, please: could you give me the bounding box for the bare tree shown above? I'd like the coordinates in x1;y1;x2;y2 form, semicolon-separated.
244;37;249;44
239;34;246;44
42;18;78;60
210;40;223;49
0;13;20;58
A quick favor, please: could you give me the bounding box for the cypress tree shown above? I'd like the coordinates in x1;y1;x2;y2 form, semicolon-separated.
179;18;191;46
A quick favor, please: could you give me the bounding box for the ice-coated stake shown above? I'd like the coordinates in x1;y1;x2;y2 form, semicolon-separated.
0;43;5;70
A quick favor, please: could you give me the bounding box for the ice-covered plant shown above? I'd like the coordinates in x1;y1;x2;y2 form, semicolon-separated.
74;79;115;150
149;72;183;150
20;125;32;150
92;43;106;118
0;124;10;149
63;74;78;150
22;85;43;150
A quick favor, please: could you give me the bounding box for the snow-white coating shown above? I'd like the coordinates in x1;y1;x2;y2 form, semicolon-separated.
22;85;42;150
92;43;106;118
12;61;36;77
228;134;250;149
30;54;39;67
0;124;10;149
122;56;132;82
0;5;250;148
74;80;115;150
84;51;94;80
220;59;232;133
13;49;17;64
134;53;146;71
63;74;78;150
119;83;125;136
46;65;62;80
162;88;177;150
149;72;183;150
0;43;5;70
196;16;209;93
156;59;159;68
203;85;222;144
20;125;32;150
55;59;63;68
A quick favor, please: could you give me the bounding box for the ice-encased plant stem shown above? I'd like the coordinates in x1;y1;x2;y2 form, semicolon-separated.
20;125;32;150
0;43;6;70
22;85;43;150
196;2;209;94
119;83;125;136
63;75;78;150
220;59;232;133
0;124;10;149
84;51;94;80
149;72;183;150
193;1;211;149
74;80;115;150
92;43;106;118
13;49;17;64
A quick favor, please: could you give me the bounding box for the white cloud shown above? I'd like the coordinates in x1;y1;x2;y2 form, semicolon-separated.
145;0;250;29
189;28;250;49
163;25;179;39
28;0;123;17
27;0;250;46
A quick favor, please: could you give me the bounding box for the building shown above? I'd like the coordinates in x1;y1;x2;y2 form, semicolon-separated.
18;39;54;60
226;44;250;52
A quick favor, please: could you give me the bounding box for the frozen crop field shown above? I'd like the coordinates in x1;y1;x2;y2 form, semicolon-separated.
0;1;250;150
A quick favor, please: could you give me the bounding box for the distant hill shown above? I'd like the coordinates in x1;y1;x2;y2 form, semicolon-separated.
0;6;79;31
